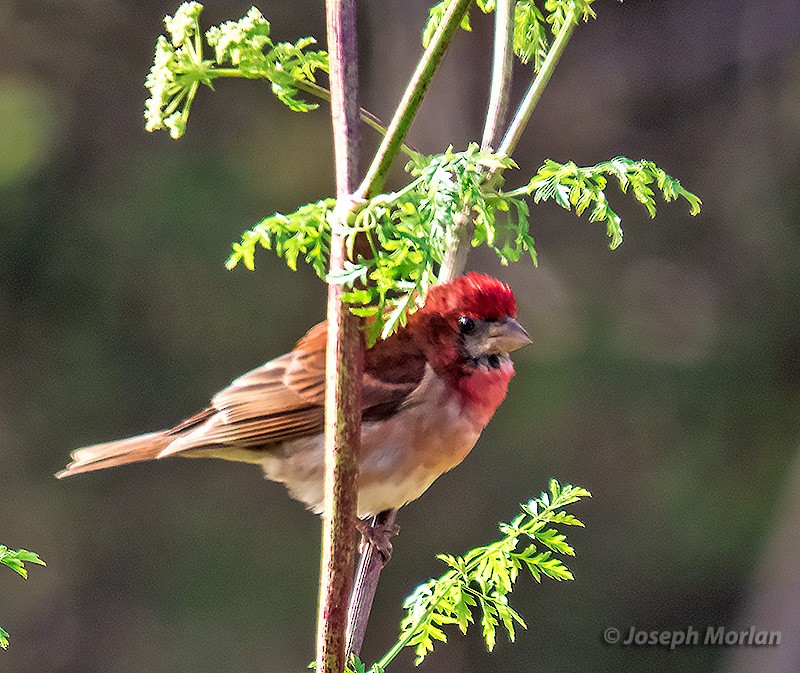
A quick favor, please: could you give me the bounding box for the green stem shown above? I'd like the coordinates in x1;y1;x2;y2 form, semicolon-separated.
442;2;580;283
192;15;203;63
367;633;415;672
356;0;475;199
182;80;200;127
207;68;418;157
163;86;188;116
440;0;516;283
295;80;418;157
368;601;440;673
481;0;516;150
500;179;539;198
497;6;579;157
206;67;252;77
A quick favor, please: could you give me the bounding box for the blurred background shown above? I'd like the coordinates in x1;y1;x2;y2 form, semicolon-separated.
2;0;800;671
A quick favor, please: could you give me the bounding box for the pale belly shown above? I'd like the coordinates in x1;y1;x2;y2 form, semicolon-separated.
258;367;482;518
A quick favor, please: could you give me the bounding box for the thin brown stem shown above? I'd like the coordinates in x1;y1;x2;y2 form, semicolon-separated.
294;79;420;157
210;68;418;157
346;509;398;656
481;0;516;150
498;7;578;157
440;0;516;283
356;0;474;199
317;1;363;673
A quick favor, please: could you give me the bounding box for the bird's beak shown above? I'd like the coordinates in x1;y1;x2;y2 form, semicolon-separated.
486;317;532;353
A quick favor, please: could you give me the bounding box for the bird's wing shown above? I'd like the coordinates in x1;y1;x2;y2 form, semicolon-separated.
161;320;427;455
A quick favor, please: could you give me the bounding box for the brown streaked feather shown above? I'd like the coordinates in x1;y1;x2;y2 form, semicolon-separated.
56;431;170;478
59;318;431;474
163;321;428;456
160;407;324;454
167;407;215;435
283;321;327;403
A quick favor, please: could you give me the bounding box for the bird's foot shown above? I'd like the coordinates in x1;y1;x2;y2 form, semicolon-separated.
356;516;400;563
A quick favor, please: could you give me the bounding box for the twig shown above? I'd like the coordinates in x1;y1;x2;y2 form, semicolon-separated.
294;79;420;157
356;0;474;199
481;0;516;150
209;69;418;157
498;6;578;157
317;1;363;672
440;0;516;283
346;509;398;656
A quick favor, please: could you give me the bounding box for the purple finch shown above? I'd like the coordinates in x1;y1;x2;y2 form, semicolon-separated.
58;274;530;518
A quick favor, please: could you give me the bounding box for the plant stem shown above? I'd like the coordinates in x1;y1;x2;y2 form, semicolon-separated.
208;68;418;157
317;1;363;672
441;4;580;283
498;6;578;157
356;0;475;199
481;0;516;150
299;82;389;138
346;509;398;656
440;0;516;283
295;80;420;158
368;614;429;673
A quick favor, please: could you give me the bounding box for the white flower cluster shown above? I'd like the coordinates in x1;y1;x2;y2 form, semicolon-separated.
144;3;205;139
206;7;272;66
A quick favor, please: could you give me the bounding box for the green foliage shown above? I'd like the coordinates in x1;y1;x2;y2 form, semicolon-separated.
0;547;45;579
225;198;335;277
359;481;590;671
424;0;597;69
544;0;598;35
423;0;496;50
0;546;45;650
319;655;383;673
150;1;701;344
506;157;702;249
145;3;328;138
228;144;534;341
344;654;380;673
335;145;536;340
422;1;475;48
227;146;699;341
146;2;702;337
513;1;548;69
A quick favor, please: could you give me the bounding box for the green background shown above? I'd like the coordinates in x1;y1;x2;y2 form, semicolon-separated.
2;1;800;672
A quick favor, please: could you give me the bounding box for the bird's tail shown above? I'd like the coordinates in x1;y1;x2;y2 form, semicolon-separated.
56;431;172;478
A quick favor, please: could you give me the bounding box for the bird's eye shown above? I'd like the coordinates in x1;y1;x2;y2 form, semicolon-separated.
458;316;475;334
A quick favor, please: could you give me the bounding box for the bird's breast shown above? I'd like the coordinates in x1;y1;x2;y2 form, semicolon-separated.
356;366;482;516
259;365;486;517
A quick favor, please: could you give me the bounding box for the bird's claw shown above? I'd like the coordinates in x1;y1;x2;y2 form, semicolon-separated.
357;518;400;563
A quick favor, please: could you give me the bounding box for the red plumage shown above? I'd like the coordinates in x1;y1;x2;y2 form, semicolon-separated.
419;273;518;321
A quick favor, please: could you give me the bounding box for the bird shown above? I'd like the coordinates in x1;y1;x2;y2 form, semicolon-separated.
57;273;531;521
